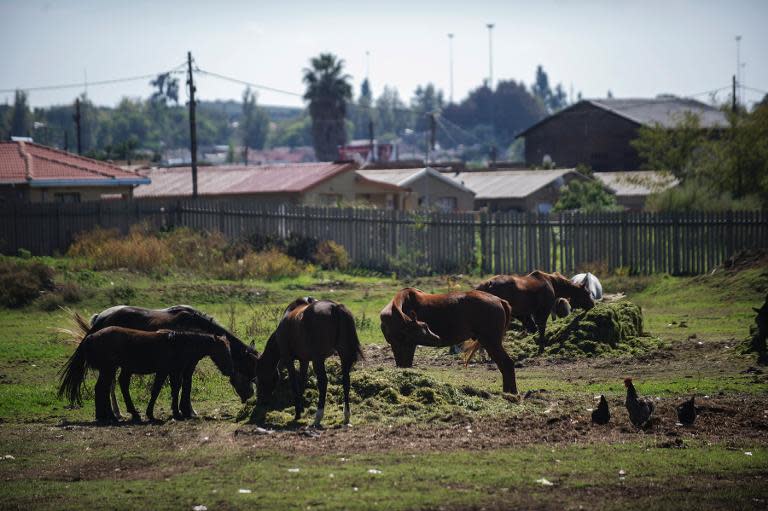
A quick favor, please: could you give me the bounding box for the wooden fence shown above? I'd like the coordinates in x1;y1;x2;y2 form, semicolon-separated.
1;199;766;275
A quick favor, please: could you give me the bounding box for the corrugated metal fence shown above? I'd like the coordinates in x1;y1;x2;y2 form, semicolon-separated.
1;199;766;275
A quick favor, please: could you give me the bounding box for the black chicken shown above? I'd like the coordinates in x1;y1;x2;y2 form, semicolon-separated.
591;395;610;425
676;395;696;425
624;378;655;428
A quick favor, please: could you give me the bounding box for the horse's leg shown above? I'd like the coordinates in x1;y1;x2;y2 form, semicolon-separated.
312;358;328;428
110;378;123;420
482;339;518;394
286;359;303;421
179;364;197;419
95;368;118;423
118;369;141;423
534;310;550;352
520;315;537;334
169;372;183;420
341;358;352;425
298;359;309;396
146;372;167;422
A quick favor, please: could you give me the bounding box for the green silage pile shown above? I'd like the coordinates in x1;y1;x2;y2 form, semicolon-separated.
505;301;662;361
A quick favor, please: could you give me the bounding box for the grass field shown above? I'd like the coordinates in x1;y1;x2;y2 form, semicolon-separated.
1;256;767;510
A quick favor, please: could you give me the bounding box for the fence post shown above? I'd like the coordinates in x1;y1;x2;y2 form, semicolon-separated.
479;212;489;274
621;212;628;269
726;210;734;258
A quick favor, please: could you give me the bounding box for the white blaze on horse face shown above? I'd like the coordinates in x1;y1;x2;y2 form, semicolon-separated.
314;407;325;427
343;404;351;424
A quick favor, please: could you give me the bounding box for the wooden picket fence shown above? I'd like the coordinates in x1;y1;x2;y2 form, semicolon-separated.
0;198;766;275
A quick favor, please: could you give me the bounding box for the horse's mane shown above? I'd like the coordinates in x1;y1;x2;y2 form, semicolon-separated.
166;305;257;355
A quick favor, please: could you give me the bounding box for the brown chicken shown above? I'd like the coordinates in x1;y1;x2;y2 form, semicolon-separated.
624;378;655;427
676;395;696;425
591;395;611;425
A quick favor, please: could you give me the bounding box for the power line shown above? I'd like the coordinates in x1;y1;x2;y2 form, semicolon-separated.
195;68;304;98
0;64;186;94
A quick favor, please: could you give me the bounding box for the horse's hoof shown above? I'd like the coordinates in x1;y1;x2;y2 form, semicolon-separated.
130;414;142;424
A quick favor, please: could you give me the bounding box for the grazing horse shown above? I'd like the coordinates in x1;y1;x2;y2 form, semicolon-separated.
256;298;364;427
572;272;603;301
58;327;235;423
475;271;595;349
551;297;572;321
66;305;257;418
380;288;518;394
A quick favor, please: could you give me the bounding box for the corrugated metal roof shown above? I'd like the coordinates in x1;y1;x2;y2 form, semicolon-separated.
358;167;475;195
134;162;357;198
447;169;583;199
0;141;148;185
594;171;677;196
517;97;728;138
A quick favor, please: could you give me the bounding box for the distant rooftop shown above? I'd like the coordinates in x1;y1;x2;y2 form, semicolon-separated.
358;167;475;195
0;141;149;187
448;169;582;199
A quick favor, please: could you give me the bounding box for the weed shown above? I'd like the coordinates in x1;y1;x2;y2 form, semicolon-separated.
0;257;55;308
313;240;350;270
106;284;137;305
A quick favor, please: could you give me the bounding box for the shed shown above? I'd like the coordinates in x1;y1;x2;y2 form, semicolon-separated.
594;171;678;210
357;167;475;211
448;169;589;212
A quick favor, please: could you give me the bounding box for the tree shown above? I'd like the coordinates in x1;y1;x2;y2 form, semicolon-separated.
531;65;568;113
351;78;375;139
150;73;179;105
303;53;352;161
553;179;620;212
411;83;444;132
10;90;31;137
375;86;410;140
241;87;269;160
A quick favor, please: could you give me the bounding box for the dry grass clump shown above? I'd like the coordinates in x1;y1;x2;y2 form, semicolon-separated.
313;240;349;270
68;226;173;272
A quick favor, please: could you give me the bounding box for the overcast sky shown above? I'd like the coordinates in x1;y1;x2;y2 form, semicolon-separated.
1;0;766;109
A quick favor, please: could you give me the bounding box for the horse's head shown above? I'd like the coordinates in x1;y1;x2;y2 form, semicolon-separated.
380;297;440;367
570;281;596;310
211;335;254;403
254;332;280;404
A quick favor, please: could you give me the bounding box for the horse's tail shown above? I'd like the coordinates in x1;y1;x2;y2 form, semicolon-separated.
461;340;482;367
499;298;512;330
57;335;92;406
336;304;364;365
54;308;93;345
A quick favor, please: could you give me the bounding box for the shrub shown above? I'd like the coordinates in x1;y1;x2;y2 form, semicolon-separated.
313;240;350;270
237;249;303;280
0;258;55;308
69;226;173;272
106;284;137;305
36;292;65;312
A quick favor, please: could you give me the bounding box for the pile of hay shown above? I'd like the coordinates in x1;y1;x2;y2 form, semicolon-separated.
242;366;511;427
505;301;662;361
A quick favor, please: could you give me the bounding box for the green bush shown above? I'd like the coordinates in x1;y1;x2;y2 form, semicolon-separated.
313;240;349;270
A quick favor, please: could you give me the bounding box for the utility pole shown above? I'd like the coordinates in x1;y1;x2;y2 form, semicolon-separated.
448;33;454;104
735;35;741;105
64;131;69;152
430;113;437;153
187;51;198;198
73;98;82;155
486;23;495;89
732;75;737;113
368;120;375;163
489;145;497;168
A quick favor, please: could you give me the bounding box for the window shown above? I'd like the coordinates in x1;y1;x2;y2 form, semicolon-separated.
435;196;458;213
54;192;81;203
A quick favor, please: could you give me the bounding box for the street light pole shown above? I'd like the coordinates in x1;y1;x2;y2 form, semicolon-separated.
448;33;454;104
486;23;494;89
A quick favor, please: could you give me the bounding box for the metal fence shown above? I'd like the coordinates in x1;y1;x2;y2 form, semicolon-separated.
1;199;766;275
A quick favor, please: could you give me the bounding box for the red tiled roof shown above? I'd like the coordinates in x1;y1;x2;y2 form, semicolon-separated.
134;162;359;198
0;141;148;185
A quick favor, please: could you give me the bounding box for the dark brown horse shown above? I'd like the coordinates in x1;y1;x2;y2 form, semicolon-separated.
475;271;595;348
67;305;257;418
256;298;364;427
58;326;235;423
380;288;518;393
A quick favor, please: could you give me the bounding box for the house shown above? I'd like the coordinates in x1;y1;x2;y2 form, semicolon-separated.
447;169;590;212
357;167;475;212
594;171;678;210
338;139;395;163
134;162;410;209
516;97;728;171
0;141;149;204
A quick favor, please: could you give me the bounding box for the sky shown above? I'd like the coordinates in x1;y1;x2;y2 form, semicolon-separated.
1;0;766;110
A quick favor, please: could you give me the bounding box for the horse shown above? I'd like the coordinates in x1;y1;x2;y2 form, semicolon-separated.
64;305;257;419
475;271;595;349
255;297;364;427
58;326;235;423
572;272;603;301
380;288;518;394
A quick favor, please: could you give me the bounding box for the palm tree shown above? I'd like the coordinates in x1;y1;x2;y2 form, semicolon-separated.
303;54;352;161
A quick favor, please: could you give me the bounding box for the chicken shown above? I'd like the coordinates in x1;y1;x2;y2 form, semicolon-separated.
676;395;696;425
591;395;610;425
624;378;655;428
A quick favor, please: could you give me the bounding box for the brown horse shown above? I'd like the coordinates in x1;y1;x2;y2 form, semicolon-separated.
58;326;235;423
256;298;364;427
475;271;595;348
66;305;257;418
380;288;518;393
